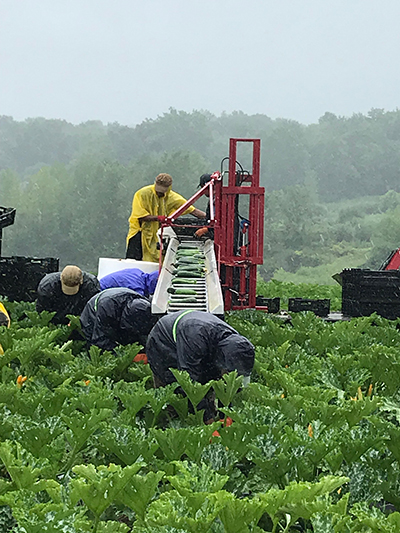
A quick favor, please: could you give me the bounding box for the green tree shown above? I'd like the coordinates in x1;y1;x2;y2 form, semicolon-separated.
63;157;131;270
262;185;328;279
8;164;74;260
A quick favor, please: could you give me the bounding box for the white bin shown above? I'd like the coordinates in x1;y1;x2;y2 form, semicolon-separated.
97;257;159;280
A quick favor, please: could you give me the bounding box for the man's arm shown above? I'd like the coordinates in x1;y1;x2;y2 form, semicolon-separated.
191;208;206;218
139;215;160;222
35;293;47;314
140;210;205;222
36;283;55;313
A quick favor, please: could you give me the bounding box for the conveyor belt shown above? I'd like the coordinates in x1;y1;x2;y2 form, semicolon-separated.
151;236;224;316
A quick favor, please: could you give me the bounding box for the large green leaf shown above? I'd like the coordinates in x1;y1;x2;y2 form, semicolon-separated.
70;462;143;519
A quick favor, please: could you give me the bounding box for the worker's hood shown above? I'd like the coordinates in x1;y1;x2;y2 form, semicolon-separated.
145;270;159;295
122;297;156;336
217;334;255;377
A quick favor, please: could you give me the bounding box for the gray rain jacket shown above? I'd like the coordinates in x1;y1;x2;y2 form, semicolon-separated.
80;288;155;352
146;310;254;384
36;271;100;325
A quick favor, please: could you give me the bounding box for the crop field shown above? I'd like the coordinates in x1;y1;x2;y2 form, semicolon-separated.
0;293;400;532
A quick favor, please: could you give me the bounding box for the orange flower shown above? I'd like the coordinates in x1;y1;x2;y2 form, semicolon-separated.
133;353;148;364
212;430;221;438
281;393;285;398
367;384;373;397
308;423;313;438
84;380;91;386
224;416;233;427
219;417;233;427
16;375;27;389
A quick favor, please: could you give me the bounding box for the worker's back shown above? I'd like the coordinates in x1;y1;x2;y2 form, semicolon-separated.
146;310;254;385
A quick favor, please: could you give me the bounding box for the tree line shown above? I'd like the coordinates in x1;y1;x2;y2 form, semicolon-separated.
2;107;400;201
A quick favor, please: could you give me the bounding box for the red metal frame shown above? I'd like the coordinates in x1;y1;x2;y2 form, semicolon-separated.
383;248;400;271
214;139;264;310
161;138;264;311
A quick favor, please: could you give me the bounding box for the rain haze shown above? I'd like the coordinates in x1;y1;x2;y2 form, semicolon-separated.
1;0;400;126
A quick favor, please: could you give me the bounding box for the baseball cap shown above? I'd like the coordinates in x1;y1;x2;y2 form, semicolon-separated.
60;265;83;295
198;174;212;188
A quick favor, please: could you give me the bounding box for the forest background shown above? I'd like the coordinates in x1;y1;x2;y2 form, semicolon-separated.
1;107;400;285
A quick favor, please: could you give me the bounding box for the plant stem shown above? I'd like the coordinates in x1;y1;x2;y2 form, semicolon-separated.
60;443;78;480
92;515;100;533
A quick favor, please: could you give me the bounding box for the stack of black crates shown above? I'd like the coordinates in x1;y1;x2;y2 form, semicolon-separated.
0;256;59;302
341;268;400;320
0;205;59;302
255;296;280;313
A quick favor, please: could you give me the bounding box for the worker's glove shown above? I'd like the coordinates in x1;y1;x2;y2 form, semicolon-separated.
194;227;209;238
133;353;148;364
157;216;167;223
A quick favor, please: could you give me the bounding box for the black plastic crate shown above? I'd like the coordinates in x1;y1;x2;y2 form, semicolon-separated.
342;299;400;320
341;268;400;284
171;217;206;237
255;296;280;313
341;268;400;319
0;206;16;230
288;298;330;317
0;256;59;302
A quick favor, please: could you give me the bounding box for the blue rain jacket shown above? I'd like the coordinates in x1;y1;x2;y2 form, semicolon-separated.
100;268;159;297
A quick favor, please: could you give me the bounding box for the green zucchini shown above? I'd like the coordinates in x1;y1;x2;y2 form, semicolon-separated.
173;270;204;278
175;265;204;272
175;264;204;270
176;250;203;256
171;278;198;285
176;255;203;261
167;287;197;295
174;261;204;268
168;297;198;304
176;257;205;263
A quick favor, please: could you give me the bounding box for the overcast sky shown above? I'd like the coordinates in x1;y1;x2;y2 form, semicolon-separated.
1;0;399;126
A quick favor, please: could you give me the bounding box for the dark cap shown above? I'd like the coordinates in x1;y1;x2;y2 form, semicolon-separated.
198;174;212;188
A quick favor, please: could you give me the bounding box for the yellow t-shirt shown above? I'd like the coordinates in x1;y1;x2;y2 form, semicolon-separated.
0;302;10;355
126;184;195;262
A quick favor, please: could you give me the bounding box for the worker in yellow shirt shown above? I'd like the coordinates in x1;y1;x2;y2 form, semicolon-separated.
126;173;206;262
0;302;10;355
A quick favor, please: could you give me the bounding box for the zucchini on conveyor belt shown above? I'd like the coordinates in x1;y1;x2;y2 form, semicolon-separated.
167;287;197;295
174;264;205;272
176;250;204;257
175;257;205;264
175;255;204;261
172;269;205;278
173;262;205;269
171;278;198;285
